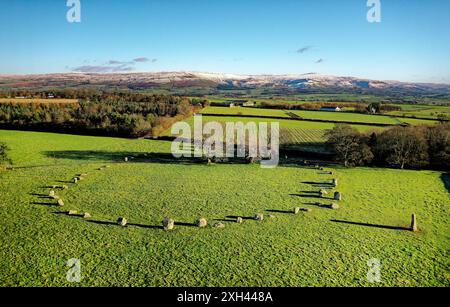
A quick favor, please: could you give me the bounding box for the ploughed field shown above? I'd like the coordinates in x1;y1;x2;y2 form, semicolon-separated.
0;130;449;286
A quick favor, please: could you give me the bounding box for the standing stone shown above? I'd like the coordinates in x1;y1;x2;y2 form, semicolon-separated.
57;199;65;207
236;217;244;224
196;218;208;228
255;213;264;221
320;189;328;198
73;177;78;184
83;213;92;219
117;217;128;227
411;214;418;232
294;207;301;215
49;190;56;197
334;192;342;201
332;179;338;187
163;217;175;231
329;203;340;210
68;210;78;216
124;157;129;162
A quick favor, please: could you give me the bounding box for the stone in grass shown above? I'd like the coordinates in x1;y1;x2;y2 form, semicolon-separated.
57;199;65;207
214;223;226;229
62;185;68;190
73;177;78;184
294;207;301;215
196;218;208;228
334;192;342;201
68;210;78;216
328;203;340;210
117;217;128;227
163;217;175;231
49;190;56;197
320;189;328;198
332;179;338;186
83;213;92;219
236;217;244;224
255;213;264;221
124;157;129;162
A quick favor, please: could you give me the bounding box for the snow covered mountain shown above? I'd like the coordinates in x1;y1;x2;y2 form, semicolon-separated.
1;71;449;95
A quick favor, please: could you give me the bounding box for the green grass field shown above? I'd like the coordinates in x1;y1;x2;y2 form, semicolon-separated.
201;106;402;125
0;129;449;287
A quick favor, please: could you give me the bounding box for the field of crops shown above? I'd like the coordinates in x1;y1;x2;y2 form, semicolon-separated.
280;128;325;145
0;129;448;287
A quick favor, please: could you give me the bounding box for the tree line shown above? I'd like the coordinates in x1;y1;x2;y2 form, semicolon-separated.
326;123;450;171
0;92;206;138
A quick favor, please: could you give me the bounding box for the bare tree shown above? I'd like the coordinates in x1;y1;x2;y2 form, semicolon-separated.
326;124;374;167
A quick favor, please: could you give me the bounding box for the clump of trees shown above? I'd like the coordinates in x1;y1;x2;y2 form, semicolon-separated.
326;123;450;170
0;92;199;138
325;125;373;167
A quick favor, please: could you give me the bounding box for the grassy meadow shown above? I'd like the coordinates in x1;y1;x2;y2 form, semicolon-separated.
0;129;449;287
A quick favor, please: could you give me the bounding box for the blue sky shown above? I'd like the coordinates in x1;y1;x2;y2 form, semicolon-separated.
0;0;449;83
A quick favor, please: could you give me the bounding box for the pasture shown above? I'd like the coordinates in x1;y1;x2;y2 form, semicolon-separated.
0;129;449;287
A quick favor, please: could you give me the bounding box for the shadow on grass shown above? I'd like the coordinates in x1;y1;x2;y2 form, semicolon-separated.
441;173;450;195
266;209;294;214
86;219;163;230
42;150;254;166
331;219;410;231
226;215;254;221
32;202;58;207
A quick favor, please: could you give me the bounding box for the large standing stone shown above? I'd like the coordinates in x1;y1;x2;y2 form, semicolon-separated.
236;217;244;224
411;214;418;232
334;192;342;201
83;213;92;219
294;207;301;215
49;190;56;197
68;210;78;216
117;217;128;227
332;179;338;187
73;177;78;184
57;199;65;207
196;218;207;228
163;217;175;231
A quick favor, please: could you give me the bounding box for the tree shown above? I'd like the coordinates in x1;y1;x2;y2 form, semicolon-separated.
426;123;450;170
0;142;12;166
326;124;374;167
375;126;429;169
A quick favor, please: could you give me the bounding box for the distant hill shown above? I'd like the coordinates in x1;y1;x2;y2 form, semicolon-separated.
1;72;449;96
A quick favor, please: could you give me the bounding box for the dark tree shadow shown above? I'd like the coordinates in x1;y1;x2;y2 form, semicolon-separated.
441;173;450;195
331;219;410;231
43;150;260;166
